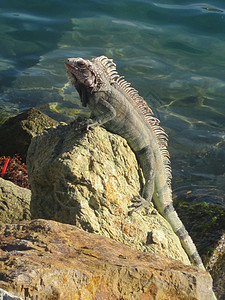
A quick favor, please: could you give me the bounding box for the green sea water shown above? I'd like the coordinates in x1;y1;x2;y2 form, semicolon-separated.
0;0;224;203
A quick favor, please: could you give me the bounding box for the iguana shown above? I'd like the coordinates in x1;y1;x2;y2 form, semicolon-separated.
65;55;204;270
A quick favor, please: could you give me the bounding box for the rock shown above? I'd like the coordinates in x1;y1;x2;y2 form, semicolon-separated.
0;178;31;224
0;111;10;126
0;108;59;160
0;219;215;300
0;288;22;300
209;234;225;298
27;118;190;265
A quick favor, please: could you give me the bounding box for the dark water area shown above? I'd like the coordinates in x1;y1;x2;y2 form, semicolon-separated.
0;0;224;204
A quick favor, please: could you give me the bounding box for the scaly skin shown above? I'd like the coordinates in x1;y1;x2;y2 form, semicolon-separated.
65;55;205;270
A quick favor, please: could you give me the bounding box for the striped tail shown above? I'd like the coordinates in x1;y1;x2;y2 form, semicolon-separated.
163;203;205;270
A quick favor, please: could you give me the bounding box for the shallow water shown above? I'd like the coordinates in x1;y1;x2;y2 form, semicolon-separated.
0;0;224;202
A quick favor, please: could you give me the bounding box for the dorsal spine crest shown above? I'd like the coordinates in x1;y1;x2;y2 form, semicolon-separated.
95;55;172;186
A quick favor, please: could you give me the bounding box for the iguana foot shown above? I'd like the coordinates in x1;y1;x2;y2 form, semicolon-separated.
72;117;98;131
128;195;151;215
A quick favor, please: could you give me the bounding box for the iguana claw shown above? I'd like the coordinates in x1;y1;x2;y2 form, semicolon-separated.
72;117;98;131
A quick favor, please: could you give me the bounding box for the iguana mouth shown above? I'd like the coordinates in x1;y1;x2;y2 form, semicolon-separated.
65;61;76;70
65;61;79;80
65;58;96;88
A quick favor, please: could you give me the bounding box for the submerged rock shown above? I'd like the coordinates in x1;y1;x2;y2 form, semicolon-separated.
27;118;190;265
0;219;215;300
174;192;225;299
0;178;31;224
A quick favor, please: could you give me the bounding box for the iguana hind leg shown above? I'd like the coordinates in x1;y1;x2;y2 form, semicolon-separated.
129;145;155;213
136;145;155;202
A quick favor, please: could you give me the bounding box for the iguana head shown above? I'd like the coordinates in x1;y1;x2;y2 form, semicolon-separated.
65;56;119;106
65;56;115;106
65;58;95;88
65;56;115;91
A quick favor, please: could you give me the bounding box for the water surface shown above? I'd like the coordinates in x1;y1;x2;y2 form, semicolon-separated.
0;0;224;202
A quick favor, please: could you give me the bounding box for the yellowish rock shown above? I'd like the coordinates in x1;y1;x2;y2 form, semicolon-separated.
27;119;190;265
0;219;214;300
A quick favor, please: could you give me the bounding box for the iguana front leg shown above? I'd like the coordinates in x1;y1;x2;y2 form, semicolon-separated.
87;97;117;128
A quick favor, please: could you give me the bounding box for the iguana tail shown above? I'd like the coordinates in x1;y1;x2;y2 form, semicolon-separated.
163;202;205;270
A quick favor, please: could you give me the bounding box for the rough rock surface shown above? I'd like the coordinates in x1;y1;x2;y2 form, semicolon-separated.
0;108;59;160
27;119;190;265
0;178;31;224
0;288;22;300
0;219;214;300
209;234;225;299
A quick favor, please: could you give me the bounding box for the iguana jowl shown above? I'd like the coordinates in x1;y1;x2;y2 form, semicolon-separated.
65;55;205;270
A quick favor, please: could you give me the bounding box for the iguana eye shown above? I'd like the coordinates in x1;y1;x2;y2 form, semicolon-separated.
77;60;86;68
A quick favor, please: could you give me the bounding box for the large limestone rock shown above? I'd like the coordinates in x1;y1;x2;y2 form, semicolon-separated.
0;178;31;224
27;118;190;265
209;233;225;298
0;219;214;300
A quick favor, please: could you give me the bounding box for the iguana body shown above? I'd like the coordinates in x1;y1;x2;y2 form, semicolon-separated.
65;55;204;270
